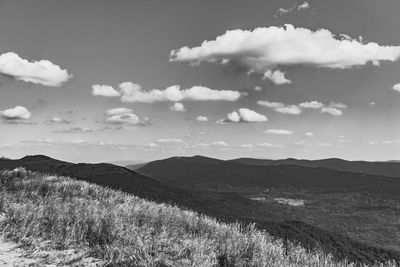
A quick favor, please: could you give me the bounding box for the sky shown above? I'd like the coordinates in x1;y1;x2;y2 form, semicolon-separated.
1;0;400;163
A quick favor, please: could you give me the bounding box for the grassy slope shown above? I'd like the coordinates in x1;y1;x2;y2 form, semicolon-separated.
1;156;399;265
1;168;393;267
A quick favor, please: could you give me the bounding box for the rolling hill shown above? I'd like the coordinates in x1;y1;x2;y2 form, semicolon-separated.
1;155;400;265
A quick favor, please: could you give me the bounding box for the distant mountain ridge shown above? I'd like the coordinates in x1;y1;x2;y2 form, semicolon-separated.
138;156;400;194
228;157;400;178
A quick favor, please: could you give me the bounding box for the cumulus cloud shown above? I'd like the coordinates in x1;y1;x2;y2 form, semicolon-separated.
299;101;324;109
92;85;121;97
275;105;302;115
264;129;293;135
105;107;133;116
321;107;343;116
196;116;208;122
170;102;186;112
257;101;283;109
170;25;400;83
392;83;400;92
104;107;148;126
259;100;346;115
254;85;263;91
224;108;268;123
257;100;301;115
0;52;71;87
297;1;311;10
119;82;240;103
262;70;291;85
1;106;31;120
105;113;141;125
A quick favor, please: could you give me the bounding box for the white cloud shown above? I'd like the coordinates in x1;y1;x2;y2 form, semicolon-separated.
329;102;347;109
368;141;378;145
275;6;296;17
105;107;133;116
0;52;71;87
275;2;310;17
170;102;186;112
1;106;31;120
157;138;183;143
53;127;93;133
257;100;302;115
105;113;140;125
104;107;148;126
196;116;208;122
305;132;314;137
254;85;263;91
262;70;291;85
392;83;400;92
257;101;284;109
257;142;282;148
170;25;400;82
297;2;311;10
44;117;70;124
321;107;343;116
215;119;226;124
92;85;121;97
299;101;324;109
264;129;293;135
275;105;301;115
212;141;228;147
147;142;159;148
119;82;240;103
259;100;346;115
225;108;268;123
227;111;241;122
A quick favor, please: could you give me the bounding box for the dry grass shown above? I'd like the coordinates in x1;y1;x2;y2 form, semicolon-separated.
0;168;396;266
